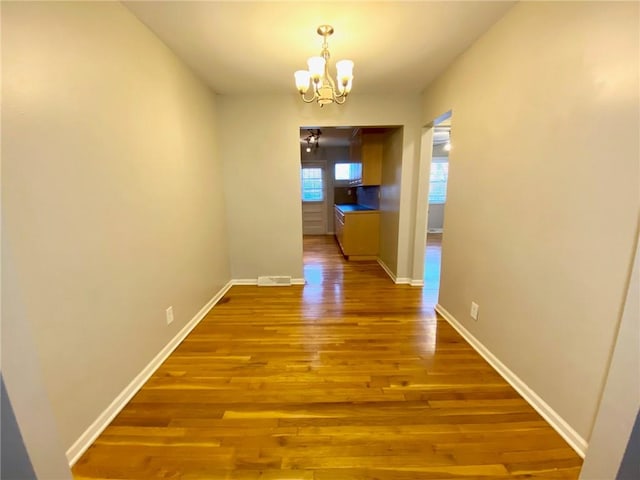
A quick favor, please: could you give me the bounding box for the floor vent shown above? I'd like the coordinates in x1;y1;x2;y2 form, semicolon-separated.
257;276;292;286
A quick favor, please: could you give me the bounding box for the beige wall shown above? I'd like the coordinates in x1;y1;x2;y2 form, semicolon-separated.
217;94;422;280
2;0;230;454
379;128;405;274
420;1;639;441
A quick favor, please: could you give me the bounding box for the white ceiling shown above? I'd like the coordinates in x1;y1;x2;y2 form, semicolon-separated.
300;127;354;148
124;1;515;95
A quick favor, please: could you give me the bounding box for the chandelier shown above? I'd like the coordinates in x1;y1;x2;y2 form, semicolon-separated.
294;25;354;107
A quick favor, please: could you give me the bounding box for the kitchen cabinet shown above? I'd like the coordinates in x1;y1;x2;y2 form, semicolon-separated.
349;131;383;186
334;205;380;260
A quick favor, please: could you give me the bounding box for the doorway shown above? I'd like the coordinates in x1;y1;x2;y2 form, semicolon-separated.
300;162;327;235
299;127;355;237
423;119;450;303
410;111;452;301
299;127;354;287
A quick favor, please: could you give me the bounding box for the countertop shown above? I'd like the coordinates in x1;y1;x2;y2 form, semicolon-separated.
335;204;378;213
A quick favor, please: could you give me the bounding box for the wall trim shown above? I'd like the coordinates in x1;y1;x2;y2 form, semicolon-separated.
231;278;258;285
434;303;588;458
410;279;424;287
66;280;234;466
232;278;306;286
377;258;397;282
377;258;411;285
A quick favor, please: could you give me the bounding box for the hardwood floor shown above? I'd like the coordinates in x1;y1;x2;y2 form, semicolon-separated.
423;232;443;305
72;235;582;479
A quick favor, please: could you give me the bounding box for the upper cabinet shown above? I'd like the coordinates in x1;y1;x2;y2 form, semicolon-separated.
349;129;362;165
349;129;383;186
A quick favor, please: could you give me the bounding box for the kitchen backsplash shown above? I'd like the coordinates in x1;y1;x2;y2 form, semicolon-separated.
356;186;380;210
334;187;357;205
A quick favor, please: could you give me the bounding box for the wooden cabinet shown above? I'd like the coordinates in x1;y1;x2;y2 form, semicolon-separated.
360;134;383;185
349;132;362;165
334;207;345;250
349;131;383;186
334;206;380;260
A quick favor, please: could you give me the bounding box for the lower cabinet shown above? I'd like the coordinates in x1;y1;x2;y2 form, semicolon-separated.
335;208;345;250
334;206;380;260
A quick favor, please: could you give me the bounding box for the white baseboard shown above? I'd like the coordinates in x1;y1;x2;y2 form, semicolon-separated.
410;279;424;287
377;258;397;282
232;278;258;285
434;304;588;458
233;278;306;286
376;258;411;285
66;280;234;466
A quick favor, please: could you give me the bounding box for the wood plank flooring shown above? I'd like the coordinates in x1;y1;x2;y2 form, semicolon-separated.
423;232;443;305
72;235;582;479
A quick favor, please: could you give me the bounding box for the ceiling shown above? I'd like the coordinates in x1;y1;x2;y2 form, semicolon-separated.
299;125;451;149
299;125;453;148
300;127;353;148
124;1;515;95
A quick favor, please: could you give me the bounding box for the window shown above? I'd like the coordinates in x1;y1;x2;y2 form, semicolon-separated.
334;162;361;181
428;160;449;204
301;167;324;202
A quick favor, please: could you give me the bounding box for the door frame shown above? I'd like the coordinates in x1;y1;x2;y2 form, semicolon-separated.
410;110;452;284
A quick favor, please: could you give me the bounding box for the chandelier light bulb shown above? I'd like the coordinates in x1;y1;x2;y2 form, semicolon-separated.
339;78;353;94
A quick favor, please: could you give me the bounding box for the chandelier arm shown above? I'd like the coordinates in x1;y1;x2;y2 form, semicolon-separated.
302;80;322;103
313;80;323;97
300;91;317;103
334;88;347;99
333;94;348;105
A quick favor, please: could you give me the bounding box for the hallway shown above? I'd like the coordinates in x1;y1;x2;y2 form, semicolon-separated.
72;236;582;479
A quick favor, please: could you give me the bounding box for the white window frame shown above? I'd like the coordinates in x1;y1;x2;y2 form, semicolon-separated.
428;156;449;204
301;165;325;203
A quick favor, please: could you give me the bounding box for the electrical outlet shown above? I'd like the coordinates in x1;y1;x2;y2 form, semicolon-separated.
470;302;479;321
166;306;174;325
